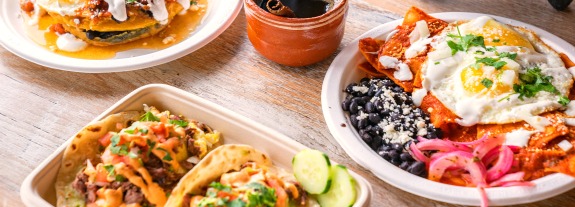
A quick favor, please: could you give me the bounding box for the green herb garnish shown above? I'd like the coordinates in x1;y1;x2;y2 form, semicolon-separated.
475;57;507;69
169;119;189;127
481;78;493;88
103;164;115;177
157;148;173;161
245;182;276;207
559;96;571;106
447;26;486;55
140;111;160;122
493;38;500;43
513;67;560;100
139;128;149;134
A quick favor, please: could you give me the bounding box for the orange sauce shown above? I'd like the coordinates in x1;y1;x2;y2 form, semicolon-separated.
22;0;207;59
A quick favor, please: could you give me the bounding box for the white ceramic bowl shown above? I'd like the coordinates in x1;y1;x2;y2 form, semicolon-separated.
0;0;242;73
321;12;575;206
21;84;372;206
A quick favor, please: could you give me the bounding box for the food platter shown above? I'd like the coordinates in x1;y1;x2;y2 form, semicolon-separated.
321;12;575;206
0;0;242;73
20;84;372;206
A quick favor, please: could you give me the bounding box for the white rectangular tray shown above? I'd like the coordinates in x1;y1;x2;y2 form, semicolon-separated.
20;84;372;206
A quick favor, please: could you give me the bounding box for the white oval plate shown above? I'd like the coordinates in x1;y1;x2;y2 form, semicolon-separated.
0;0;242;73
321;12;575;206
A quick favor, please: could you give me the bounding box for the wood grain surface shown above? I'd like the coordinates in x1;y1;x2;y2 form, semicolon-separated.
1;0;575;206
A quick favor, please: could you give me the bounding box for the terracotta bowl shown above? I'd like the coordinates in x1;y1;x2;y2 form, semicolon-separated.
244;0;348;67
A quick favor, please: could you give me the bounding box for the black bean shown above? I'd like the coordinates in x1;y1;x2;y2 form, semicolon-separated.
370;137;382;150
379;151;391;161
408;161;426;175
367;86;376;96
368;113;381;124
352;97;364;106
360;78;370;86
341;100;351;111
374;89;383;98
399;162;410;170
374;100;383;110
361;96;371;104
388;150;399;160
350;115;358;128
390;112;400;121
345;83;358;93
392;86;403;93
380;108;391;116
391;143;403;151
390;158;402;166
349;102;359;114
358;119;368;129
361;133;373;143
382;79;394;86
400;152;413;161
365;102;375;113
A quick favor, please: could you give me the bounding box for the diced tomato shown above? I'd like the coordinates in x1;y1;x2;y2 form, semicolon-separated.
216;191;237;200
95;167;110;183
99;133;113;147
151;124;167;142
267;179;288;207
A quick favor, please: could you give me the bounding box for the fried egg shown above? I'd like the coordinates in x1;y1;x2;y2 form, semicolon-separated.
419;16;573;128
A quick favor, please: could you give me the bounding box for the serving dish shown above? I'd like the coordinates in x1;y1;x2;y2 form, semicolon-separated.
0;0;242;73
321;12;575;206
20;84;372;206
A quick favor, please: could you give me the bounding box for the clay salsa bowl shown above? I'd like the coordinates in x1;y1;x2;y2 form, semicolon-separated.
244;0;348;67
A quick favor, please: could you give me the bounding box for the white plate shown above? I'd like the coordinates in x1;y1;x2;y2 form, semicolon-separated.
20;84;372;206
0;0;242;73
321;12;575;206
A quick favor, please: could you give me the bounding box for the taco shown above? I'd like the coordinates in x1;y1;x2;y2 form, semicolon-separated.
55;106;221;207
165;144;315;207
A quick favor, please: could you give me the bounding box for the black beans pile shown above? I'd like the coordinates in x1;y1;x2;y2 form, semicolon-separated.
342;77;441;177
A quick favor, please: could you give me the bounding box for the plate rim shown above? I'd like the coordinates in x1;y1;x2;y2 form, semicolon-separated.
0;0;243;73
321;11;575;206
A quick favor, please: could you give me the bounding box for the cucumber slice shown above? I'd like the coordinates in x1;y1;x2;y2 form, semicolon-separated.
292;149;332;194
317;165;357;207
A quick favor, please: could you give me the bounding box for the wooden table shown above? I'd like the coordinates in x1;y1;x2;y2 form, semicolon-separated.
1;0;574;206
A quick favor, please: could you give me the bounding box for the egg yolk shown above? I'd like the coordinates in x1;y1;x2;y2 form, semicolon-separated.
472;19;535;51
460;65;517;96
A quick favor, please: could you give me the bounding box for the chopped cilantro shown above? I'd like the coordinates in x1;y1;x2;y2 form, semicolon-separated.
480;78;493;88
245;182;276;207
169;119;189;127
140;111;160;122
498;52;517;60
486;47;497;52
146;139;156;156
559;96;570;106
434;61;440;65
103;164;115;177
111;134;120;146
110;145;129;156
446;26;486;55
139;128;149;134
493;38;500;42
209;182;232;192
123;129;135;134
228;199;247;207
157;148;173;161
115;175;126;182
126;0;136;3
475;57;507;69
475;50;485;55
190;0;198;5
514;67;560;100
